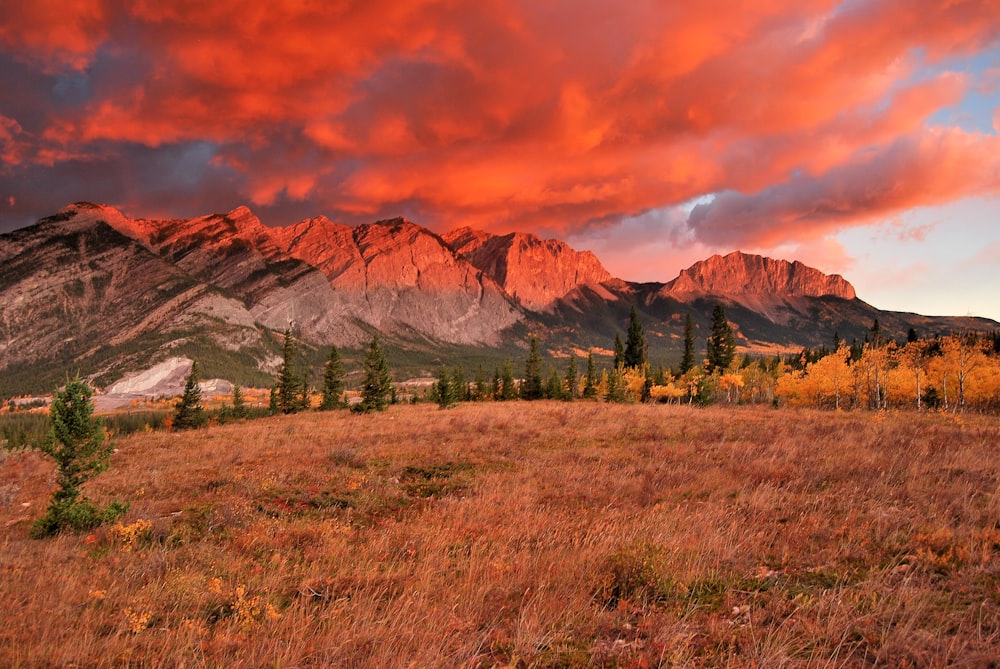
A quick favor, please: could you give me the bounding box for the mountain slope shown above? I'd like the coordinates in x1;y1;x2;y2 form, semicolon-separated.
274;217;522;345
444;227;613;311
1;202;996;396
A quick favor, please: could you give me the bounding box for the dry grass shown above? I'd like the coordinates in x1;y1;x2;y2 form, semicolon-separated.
1;403;998;668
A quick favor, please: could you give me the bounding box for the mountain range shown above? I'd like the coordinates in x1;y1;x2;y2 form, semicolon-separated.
1;202;994;396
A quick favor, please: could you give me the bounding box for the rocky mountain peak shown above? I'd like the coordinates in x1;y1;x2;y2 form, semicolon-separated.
664;251;856;299
444;227;613;312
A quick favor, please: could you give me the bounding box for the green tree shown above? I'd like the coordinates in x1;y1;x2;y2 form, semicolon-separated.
173;362;205;430
474;364;489;401
706;304;736;374
33;377;126;537
680;313;696;375
565;354;578;400
230;383;249;420
613;333;625;369
435;365;457;409
605;365;627;403
357;334;392;412
319;345;346;410
624;306;647;369
452;365;468;402
583;350;599;399
500;358;518;401
543;367;564;400
275;329;307;414
521;336;544;400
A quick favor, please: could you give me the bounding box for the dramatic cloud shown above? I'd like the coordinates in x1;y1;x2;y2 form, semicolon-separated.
1;0;998;253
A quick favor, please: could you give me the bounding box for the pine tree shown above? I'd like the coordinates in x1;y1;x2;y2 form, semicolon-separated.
544;368;563;400
624;306;647;369
500;358;517;400
357;334;392;412
583;350;599;399
706;304;736;374
521;336;543;400
435;365;457;408
613;333;625;369
490;366;502;401
173;362;205;430
681;313;696;374
474;364;489;401
275;329;308;414
451;365;468;402
319;345;346;410
605;365;627;403
231;383;249;420
33;377;126;537
565;355;578;400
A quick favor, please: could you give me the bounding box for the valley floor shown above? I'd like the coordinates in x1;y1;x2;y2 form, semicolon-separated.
2;403;999;667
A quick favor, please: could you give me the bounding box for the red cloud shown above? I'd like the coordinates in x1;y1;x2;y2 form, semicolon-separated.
0;0;998;244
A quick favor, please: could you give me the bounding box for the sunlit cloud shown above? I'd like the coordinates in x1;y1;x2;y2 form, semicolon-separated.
0;0;998;318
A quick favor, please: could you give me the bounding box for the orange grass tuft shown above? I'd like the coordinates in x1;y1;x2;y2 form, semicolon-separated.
1;403;998;667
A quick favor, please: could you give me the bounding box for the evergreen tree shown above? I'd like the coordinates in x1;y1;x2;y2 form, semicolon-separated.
231;383;249;420
474;364;489;401
357;334;393;412
521;336;544;400
268;386;279;414
33;377;126;537
319;345;346;410
500;358;518;400
613;333;625;369
490;366;502;401
173;362;205;430
681;313;696;374
624;306;647;369
451;365;468;402
605;365;627;403
544;368;564;400
705;304;736;374
276;329;306;414
583;350;599;399
565;355;578;400
435;366;457;408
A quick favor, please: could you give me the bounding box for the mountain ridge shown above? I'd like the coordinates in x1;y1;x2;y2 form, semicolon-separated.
1;202;995;396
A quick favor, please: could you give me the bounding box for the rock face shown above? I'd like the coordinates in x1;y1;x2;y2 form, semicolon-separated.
0;205;262;388
663;251;856;300
275;217;521;345
444;227;613;311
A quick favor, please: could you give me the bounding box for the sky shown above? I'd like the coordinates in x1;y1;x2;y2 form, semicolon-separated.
1;0;998;321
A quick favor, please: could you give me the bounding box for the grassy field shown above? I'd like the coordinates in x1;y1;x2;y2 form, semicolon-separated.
1;402;998;667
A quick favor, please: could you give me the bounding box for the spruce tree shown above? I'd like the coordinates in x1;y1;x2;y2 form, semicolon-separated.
435;366;457;408
613;333;625;369
565;355;578;400
624;306;647;369
583;350;599;399
605;365;627;403
173;362;205;430
521;336;543;400
500;359;517;400
319;345;346;410
357;334;392;412
706;303;736;374
451;365;468;402
474;364;489;401
681;313;696;374
490;366;502;401
231;383;249;420
33;377;126;537
275;329;305;414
